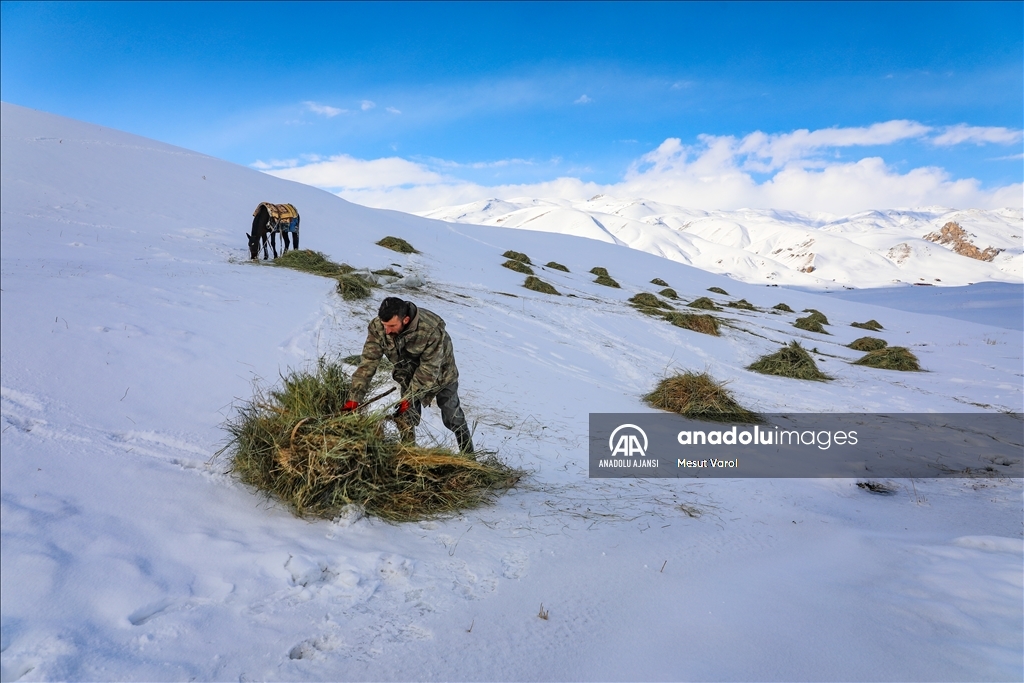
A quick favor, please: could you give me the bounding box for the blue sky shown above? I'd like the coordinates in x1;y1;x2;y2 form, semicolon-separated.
2;1;1022;213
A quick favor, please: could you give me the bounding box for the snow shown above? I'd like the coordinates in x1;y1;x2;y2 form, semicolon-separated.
1;102;1022;681
422;196;1023;289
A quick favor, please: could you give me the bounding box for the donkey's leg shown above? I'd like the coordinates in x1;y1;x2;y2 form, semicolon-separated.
262;233;269;260
270;230;279;259
293;232;299;250
282;232;291;253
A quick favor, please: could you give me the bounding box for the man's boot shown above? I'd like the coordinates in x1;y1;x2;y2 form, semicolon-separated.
454;425;474;455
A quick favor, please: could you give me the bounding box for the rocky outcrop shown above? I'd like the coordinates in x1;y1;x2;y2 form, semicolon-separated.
924;222;1002;262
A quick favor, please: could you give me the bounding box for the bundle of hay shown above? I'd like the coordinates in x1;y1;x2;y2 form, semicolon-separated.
503;250;532;264
629;292;673;310
589;267;620;288
377;236;419;254
772;303;794;313
747;341;832;381
644;371;759;423
687;296;721;311
545;261;569;272
726;299;757;311
707;286;729;295
651;278;670;287
851;319;884;331
502;259;534;275
794;312;829;334
853;347;921;371
224;359;520;522
523;276;560;295
848;337;887;352
665;312;720;336
273;250;372;300
659;288;679;299
801;309;830;324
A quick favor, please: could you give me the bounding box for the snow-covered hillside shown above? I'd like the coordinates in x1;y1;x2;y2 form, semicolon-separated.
422;196;1023;288
2;102;1022;681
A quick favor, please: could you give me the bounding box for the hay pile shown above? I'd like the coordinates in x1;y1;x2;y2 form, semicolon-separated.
629;292;673;310
687;296;721;311
502;259;534;275
772;303;794;312
659;288;679;299
747;341;832;381
644;371;759;423
848;337;887;352
708;286;729;295
802;309;830;324
589;267;620;288
273;249;373;300
665;312;720;336
524;276;560;295
651;278;670;287
224;359;521;522
546;261;570;272
794;311;829;334
503;250;532;264
851;319;884;331
377;236;419;253
853;347;921;371
727;299;757;311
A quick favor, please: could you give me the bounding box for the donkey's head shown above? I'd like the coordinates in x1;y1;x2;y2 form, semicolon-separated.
247;232;260;260
249;204;271;260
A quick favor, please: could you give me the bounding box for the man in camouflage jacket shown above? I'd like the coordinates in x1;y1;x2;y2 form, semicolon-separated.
343;297;473;453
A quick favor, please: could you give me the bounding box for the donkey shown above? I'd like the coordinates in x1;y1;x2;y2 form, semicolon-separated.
248;203;300;260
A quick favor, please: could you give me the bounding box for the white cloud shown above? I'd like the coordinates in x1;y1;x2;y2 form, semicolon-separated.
360;100;376;111
256;120;1023;215
574;94;592;104
386;106;401;114
264;154;444;190
931;124;1024;146
303;101;345;117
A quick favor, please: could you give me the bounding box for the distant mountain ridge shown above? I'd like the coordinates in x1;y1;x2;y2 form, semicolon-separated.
422;196;1022;288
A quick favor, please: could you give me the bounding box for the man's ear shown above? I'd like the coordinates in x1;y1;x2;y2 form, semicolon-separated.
403;316;411;325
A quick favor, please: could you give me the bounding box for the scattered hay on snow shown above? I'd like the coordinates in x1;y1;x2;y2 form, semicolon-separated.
523;276;560;295
747;341;832;381
651;278;670;287
644;371;759;423
726;299;757;311
851;319;884;331
223;358;521;523
502;259;535;275
665;312;720;336
853;347;921;371
687;296;721;311
772;303;794;312
336;274;373;300
545;261;569;272
273;249;354;277
503;250;532;264
848;337;887;352
376;236;419;254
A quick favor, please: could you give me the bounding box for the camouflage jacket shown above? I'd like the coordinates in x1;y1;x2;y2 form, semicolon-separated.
347;304;460;405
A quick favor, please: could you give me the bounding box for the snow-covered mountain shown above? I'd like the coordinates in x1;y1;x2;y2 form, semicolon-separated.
422;196;1023;288
2;102;1021;681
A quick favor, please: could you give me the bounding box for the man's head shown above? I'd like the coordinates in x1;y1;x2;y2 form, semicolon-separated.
378;297;413;335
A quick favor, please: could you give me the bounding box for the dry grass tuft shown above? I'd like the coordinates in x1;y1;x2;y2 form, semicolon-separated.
644;371;759;423
851;319;884;331
545;261;570;272
376;236;419;254
747;341;832;381
651;278;670;287
794;315;829;334
502;259;535;275
503;250;532;264
523;276;560;295
223;358;521;522
665;312;720;336
336;274;373;300
687;296;721;311
726;299;757;311
772;303;794;313
848;337;887;352
853;347;921;371
659;288;678;299
708;286;729;295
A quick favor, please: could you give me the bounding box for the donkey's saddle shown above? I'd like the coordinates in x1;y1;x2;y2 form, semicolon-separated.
254;202;300;229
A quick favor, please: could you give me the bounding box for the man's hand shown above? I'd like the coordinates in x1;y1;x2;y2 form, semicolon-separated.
394;400;410;416
342;400;360;412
